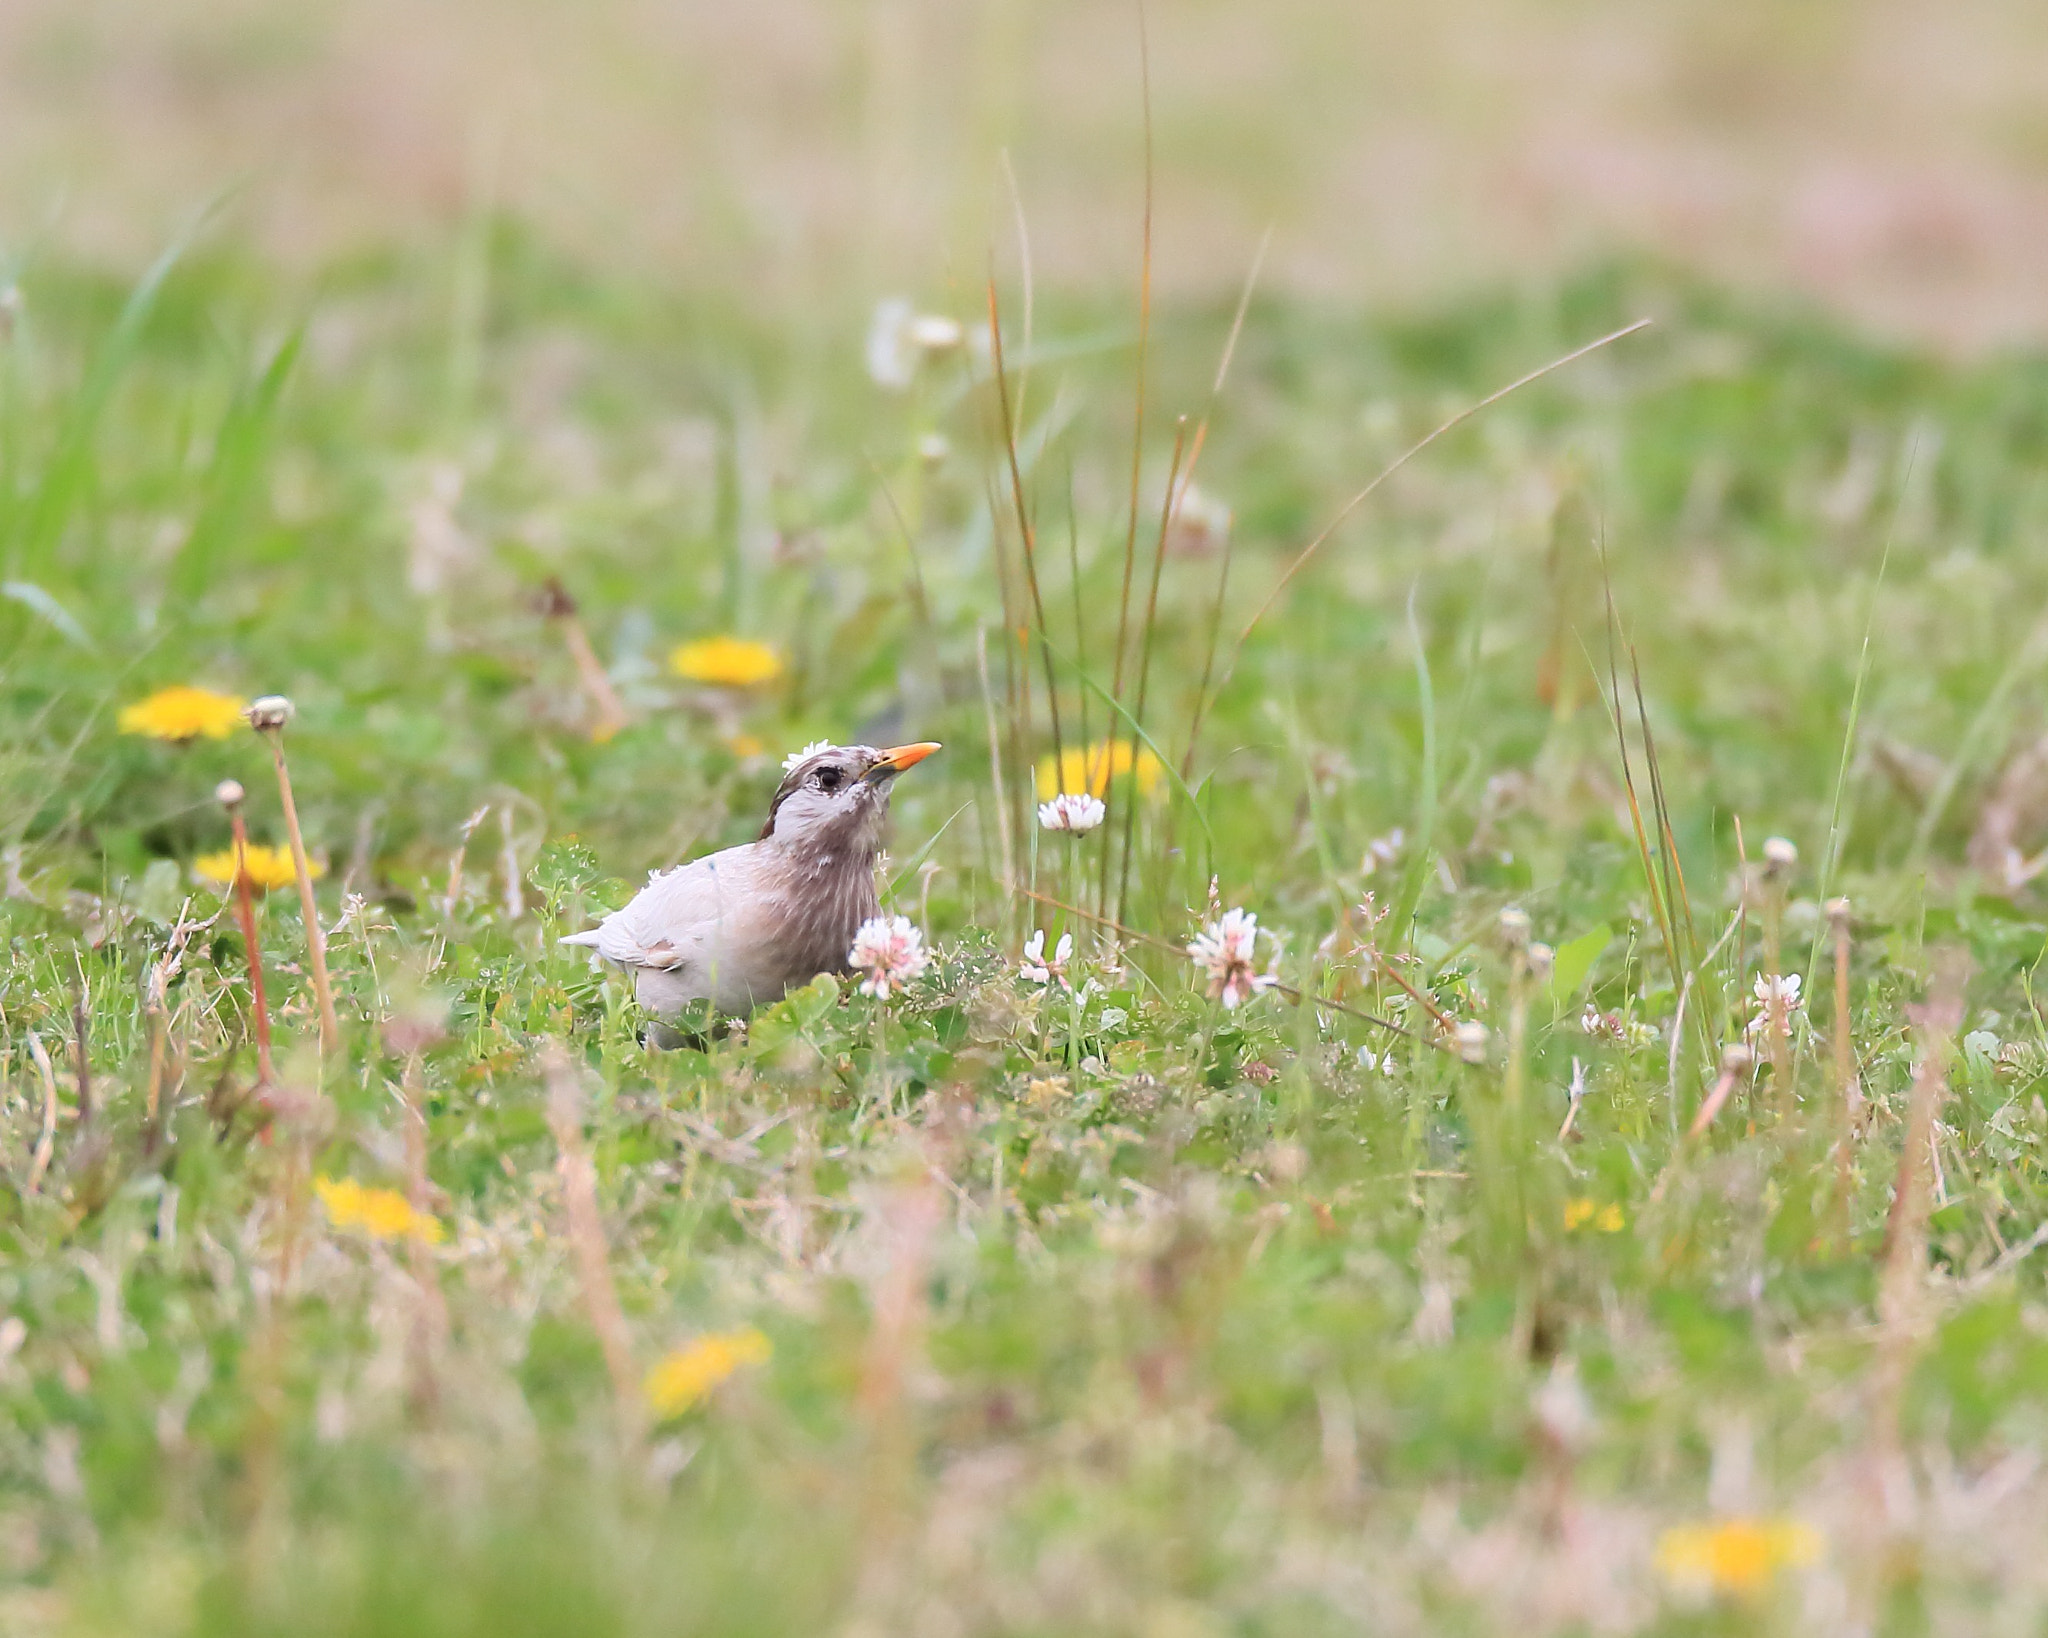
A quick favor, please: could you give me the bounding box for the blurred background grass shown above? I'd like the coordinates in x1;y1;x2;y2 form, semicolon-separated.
5;0;2048;347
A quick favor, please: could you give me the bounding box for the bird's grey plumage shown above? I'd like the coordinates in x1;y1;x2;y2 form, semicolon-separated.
560;741;938;1016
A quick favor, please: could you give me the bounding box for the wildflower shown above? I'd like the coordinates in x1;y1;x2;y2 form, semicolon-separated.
670;637;783;687
1761;836;1798;873
724;733;766;759
118;686;248;743
243;695;295;732
1035;740;1164;801
1454;1020;1490;1064
1187;907;1278;1009
915;431;951;466
1164;481;1232;556
194;844;324;893
1580;1005;1660;1049
1360;828;1405;876
1020;930;1072;987
1037;792;1106;833
315;1175;444;1243
1563;1197;1625;1233
848;914;928;999
782;738;832;772
866;299;964;390
1745;972;1804;1040
1655;1516;1821;1599
643;1328;772;1419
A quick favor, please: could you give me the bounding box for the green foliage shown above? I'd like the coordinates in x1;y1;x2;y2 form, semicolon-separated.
4;233;2048;1635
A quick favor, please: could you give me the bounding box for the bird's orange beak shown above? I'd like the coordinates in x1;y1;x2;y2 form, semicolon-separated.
867;741;942;780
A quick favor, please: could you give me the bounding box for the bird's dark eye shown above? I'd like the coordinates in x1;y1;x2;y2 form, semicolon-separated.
814;766;843;792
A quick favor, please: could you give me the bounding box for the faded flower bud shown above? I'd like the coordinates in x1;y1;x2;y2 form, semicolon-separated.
1526;942;1555;984
244;695;295;732
1719;1043;1754;1076
1455;1020;1489;1064
1497;906;1532;949
1762;836;1798;875
215;779;246;808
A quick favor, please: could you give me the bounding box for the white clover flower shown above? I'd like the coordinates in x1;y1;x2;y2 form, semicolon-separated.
1020;930;1072;987
865;300;963;390
1187;907;1278;1009
1037;792;1106;833
1361;828;1405;876
848;914;928;999
1745;971;1804;1041
782;739;832;773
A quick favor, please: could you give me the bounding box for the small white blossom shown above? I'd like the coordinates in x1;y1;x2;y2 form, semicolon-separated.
1745;971;1804;1040
1361;828;1405;876
848;915;928;999
1187;907;1278;1009
1038;792;1106;833
782;739;832;773
866;299;963;390
1454;1020;1490;1063
1020;930;1072;987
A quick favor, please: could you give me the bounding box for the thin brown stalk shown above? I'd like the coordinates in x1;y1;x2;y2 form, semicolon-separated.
977;627;1017;899
443;804;491;918
499;802;524;921
24;1030;57;1194
1100;8;1157;924
1875;955;1967;1449
1829;897;1858;1236
539;580;631;742
1176;227;1272;779
542;1041;643;1448
1648;1044;1755;1204
70;981;91;1130
1114;416;1189;926
987;277;1067;786
1209;319;1652;712
219;783;276;1089
252;709;341;1055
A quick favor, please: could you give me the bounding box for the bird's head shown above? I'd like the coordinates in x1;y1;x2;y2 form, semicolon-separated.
760;741;941;850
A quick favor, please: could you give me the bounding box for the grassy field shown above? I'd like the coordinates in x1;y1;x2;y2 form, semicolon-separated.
7;226;2048;1636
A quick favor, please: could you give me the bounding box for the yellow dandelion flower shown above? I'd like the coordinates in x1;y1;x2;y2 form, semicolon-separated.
118;686;248;743
1564;1197;1626;1233
643;1328;772;1419
1656;1517;1820;1598
670;637;782;687
1034;740;1165;801
193;844;323;893
315;1175;445;1244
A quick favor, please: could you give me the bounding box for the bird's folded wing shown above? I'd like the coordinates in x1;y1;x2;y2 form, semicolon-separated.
576;849;754;970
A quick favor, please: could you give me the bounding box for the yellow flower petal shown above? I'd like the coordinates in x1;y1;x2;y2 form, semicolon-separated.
643;1328;772;1418
1563;1197;1596;1231
670;638;783;687
118;686;248;743
1033;740;1165;800
315;1175;444;1243
1656;1517;1820;1598
193;844;323;892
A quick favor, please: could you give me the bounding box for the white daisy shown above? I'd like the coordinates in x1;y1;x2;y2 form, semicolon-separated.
782;739;832;773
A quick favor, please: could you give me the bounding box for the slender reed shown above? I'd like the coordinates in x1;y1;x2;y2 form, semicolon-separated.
24;1030;56;1194
217;779;276;1089
536;579;630;742
246;697;340;1056
1113;417;1188;927
542;1041;643;1450
1759;836;1797;1115
1829;897;1859;1237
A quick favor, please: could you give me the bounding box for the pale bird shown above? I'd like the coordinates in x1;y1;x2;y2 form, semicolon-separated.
561;741;941;1016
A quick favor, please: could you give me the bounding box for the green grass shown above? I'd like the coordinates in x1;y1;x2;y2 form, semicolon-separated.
6;225;2048;1635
